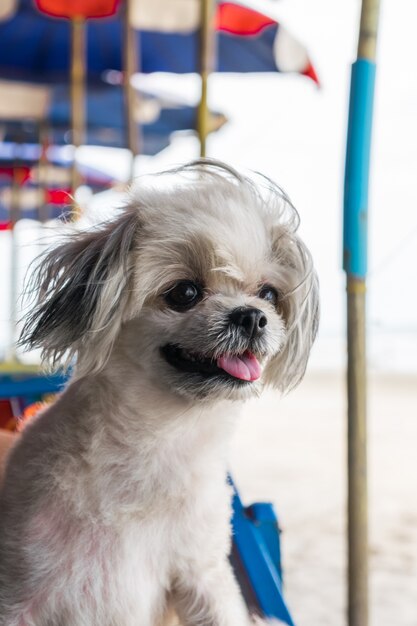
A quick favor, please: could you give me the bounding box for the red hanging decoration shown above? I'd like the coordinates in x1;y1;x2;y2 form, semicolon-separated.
35;0;120;19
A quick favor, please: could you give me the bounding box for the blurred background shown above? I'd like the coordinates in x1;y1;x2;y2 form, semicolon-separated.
0;1;416;625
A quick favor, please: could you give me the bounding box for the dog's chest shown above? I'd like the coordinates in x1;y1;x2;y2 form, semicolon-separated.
49;411;235;595
68;478;231;616
70;411;234;517
57;438;230;558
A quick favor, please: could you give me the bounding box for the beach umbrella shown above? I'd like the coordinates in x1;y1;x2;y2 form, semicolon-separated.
132;1;319;79
0;79;51;360
0;0;317;362
0;72;227;230
0;140;118;226
0;88;227;225
35;0;120;190
134;0;318;156
35;1;120;140
0;1;317;82
132;0;319;155
1;84;226;150
343;1;381;625
0;1;317;159
0;0;119;360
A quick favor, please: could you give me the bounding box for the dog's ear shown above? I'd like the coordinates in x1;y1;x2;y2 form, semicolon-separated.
263;232;319;393
19;207;139;376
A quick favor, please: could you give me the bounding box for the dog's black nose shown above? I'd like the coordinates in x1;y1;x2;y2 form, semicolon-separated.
229;307;267;339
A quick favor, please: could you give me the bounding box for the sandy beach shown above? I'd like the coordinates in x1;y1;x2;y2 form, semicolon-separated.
231;371;417;626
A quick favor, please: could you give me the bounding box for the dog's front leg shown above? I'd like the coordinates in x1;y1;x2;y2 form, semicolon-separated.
173;560;251;626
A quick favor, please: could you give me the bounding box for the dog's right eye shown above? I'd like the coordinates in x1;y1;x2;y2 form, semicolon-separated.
165;281;202;310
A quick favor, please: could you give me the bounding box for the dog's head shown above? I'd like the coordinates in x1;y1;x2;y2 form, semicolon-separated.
21;160;319;401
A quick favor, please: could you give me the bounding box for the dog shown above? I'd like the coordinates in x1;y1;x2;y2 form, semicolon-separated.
0;159;319;626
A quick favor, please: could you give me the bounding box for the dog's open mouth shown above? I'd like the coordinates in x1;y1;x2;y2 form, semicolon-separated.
161;344;262;383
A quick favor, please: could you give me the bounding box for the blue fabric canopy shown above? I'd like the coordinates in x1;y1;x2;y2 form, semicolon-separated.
0;0;313;83
1;84;225;150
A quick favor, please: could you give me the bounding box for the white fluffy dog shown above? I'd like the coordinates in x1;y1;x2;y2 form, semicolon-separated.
0;160;318;626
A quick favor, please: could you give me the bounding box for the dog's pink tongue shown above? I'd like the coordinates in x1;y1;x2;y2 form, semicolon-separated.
217;352;262;381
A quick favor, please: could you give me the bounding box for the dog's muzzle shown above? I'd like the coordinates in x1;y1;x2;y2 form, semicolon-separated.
160;306;269;384
160;344;262;384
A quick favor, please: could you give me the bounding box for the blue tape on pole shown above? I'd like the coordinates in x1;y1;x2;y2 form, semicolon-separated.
343;58;376;279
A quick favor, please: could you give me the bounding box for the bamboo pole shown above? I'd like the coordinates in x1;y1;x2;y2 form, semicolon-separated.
7;161;21;363
197;0;215;157
346;277;368;626
123;0;140;180
343;1;380;625
70;16;86;208
358;0;380;61
37;122;49;223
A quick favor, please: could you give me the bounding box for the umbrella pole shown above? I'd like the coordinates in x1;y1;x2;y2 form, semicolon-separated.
343;1;380;625
8;162;21;362
123;0;140;181
197;0;215;157
37;121;49;223
70;15;86;215
346;279;368;626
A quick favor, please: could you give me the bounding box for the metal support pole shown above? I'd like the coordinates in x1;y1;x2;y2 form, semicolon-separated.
123;0;140;180
197;0;215;157
70;16;86;204
343;1;380;625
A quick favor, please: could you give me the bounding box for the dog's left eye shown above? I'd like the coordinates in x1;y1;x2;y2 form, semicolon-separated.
165;281;202;310
258;285;279;306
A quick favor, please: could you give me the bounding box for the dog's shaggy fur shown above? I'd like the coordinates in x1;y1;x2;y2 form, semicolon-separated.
0;160;319;626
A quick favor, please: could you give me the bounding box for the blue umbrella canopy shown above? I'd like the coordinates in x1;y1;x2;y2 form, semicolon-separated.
0;82;227;223
0;83;226;150
0;0;318;83
0;0;121;83
49;84;226;147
